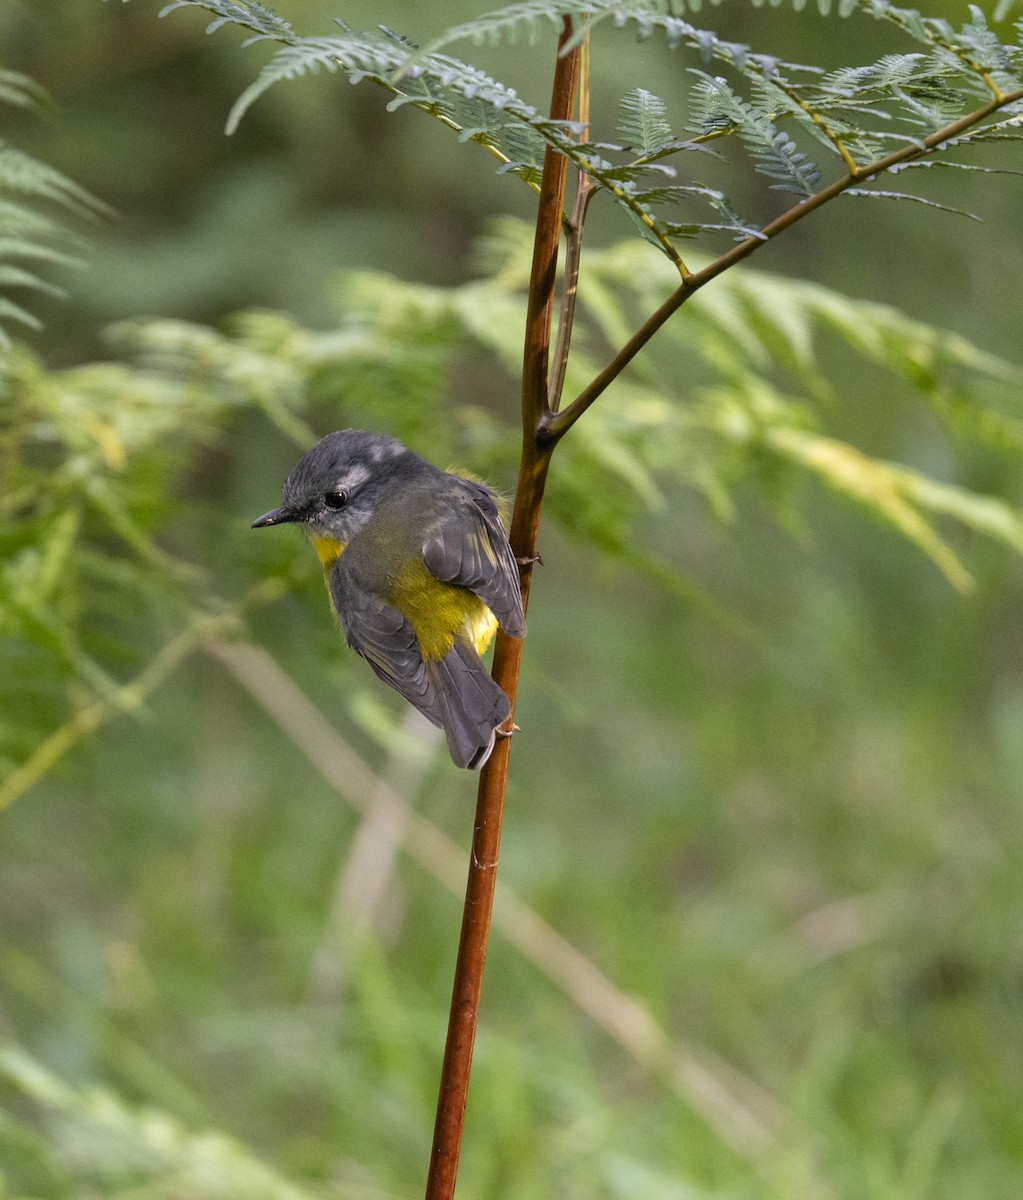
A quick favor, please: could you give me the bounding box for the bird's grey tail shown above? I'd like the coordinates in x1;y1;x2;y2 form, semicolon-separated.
425;638;512;769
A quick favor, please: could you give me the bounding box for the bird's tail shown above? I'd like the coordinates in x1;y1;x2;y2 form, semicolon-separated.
425;637;512;769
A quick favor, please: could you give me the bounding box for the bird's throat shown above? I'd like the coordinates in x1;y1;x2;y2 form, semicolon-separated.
312;534;345;566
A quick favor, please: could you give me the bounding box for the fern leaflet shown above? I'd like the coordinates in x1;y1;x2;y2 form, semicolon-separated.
616;88;675;155
0;82;109;347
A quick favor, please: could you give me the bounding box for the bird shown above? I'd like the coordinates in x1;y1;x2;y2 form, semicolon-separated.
252;429;526;769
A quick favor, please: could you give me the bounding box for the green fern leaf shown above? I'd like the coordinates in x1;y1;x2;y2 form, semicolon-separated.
0;197;85;245
0;85;107;345
939;109;1023;146
889;158;1023;178
844;187;981;219
161;0;1023;262
0;70;49;111
499;122;548;182
0;144;110;219
0;264;67;297
225;39;344;134
616;87;675;154
766;427;976;590
957;5;1016;76
688;72;822;195
417;1;690;57
158;0;296;42
0;295;43;339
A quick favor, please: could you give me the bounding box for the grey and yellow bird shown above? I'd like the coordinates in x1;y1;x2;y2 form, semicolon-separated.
252;430;526;769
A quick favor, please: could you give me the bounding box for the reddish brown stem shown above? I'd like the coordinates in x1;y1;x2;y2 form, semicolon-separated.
423;20;578;1200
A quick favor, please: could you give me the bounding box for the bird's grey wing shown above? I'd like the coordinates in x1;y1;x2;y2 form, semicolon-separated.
422;479;526;638
329;571;447;730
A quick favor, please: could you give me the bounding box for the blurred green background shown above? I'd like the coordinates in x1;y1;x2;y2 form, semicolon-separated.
2;2;1023;1197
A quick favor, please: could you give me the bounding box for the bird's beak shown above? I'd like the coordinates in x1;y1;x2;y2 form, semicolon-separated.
251;505;298;529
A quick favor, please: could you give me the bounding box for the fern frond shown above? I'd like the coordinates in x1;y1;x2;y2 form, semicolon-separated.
0;144;110;220
158;0;296;42
843;187;980;218
815;51;967;125
765;427;975;590
158;0;1023;265
616;88;675;154
887;158;1023;177
0;264;67;297
422;0;593;50
852;0;1023;91
216;22;697;263
951;5;1017;76
688;72;822;195
939;108;1023;145
578;231;1023;443
0;70;49;111
0;294;43;333
417;1;688;56
0;86;108;346
0;197;87;245
498;122;547;183
225;38;343;134
224;24;561;159
890;79;975;132
577;6;820;76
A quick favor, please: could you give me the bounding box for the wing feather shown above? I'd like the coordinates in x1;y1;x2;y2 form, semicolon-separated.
422;479;526;637
328;560;513;768
330;574;447;730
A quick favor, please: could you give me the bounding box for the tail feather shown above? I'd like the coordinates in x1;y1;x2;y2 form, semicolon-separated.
425;638;512;769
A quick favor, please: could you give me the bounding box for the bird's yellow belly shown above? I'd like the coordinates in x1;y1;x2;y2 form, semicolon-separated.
387;565;497;661
313;534;496;661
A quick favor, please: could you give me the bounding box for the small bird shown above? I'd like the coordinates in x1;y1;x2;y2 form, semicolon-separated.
252;430;526;769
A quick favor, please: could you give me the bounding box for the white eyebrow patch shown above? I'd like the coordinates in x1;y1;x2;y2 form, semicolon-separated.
367;439;403;463
338;463;371;491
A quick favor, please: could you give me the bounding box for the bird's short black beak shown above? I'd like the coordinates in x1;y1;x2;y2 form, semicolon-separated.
251;506;298;529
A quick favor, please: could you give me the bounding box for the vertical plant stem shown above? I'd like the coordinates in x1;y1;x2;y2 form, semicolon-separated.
548;27;592;414
423;20;579;1200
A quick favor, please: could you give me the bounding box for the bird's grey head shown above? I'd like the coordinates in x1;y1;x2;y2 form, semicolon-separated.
251;429;414;543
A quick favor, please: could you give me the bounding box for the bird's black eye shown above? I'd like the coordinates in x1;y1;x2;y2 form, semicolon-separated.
323;490;348;510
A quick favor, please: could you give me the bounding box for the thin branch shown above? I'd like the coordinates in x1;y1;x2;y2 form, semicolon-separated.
549;26;594;413
545;84;1023;441
521;21;581;429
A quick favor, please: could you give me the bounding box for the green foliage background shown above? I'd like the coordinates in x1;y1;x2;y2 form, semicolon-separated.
2;2;1023;1197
